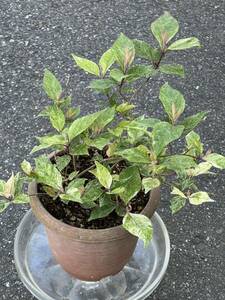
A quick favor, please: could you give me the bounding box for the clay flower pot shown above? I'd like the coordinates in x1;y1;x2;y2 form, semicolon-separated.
29;182;160;281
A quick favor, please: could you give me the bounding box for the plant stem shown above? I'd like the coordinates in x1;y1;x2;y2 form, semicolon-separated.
129;49;166;103
72;155;76;171
76;157;123;178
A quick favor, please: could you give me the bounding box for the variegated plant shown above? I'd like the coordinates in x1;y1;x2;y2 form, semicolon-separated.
1;12;225;246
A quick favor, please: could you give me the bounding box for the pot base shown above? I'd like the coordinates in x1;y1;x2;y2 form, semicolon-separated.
14;210;170;300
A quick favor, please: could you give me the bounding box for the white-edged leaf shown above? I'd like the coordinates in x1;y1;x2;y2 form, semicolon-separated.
48;105;65;132
94;161;112;189
159;64;184;77
152;122;184;155
72;54;100;76
34;155;63;190
43;69;62;101
116;166;142;204
116;145;150;163
55;155;71;172
170;196;186;214
171;186;186;199
168;37;201;51
159;83;185;122
112;33;135;72
21;160;32;175
13;194;30;204
151;12;179;48
68;111;100;141
99;48;115;76
189;191;214;205
185;131;203;156
123;213;153;247
187;162;212;176
162;155;197;172
142;177;160;194
203;153;225;169
181;111;207;135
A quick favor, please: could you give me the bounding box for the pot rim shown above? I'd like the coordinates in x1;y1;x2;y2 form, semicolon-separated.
29;181;160;242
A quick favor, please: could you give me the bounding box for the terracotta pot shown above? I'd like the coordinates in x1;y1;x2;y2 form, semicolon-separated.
29;182;160;281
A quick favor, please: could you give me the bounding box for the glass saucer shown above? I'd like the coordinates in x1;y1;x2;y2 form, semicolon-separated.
14;210;170;300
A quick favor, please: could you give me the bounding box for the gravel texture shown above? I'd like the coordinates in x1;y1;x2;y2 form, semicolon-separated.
0;0;225;299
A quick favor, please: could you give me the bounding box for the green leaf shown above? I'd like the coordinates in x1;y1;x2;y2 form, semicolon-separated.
68;171;79;181
117;166;142;204
55;155;71;172
203;153;225;169
123;213;153;247
168;37;201;51
181;111;207;135
171;186;186;198
88;133;112;150
4;173;15;199
21;160;32;175
81;180;103;204
162;155;197;172
31;134;66;153
109;120;131;137
170;196;186;214
89;79;116;91
189;191;214;205
48;105;65;132
68;111;100;141
88;201;116;221
34;155;63;190
112;33;135;72
13;194;30;204
0;201;10;213
152;122;184;155
67;178;86;191
159;83;185;122
133;39;154;61
187;162;212;177
94;161;112;189
110;69;128;82
37;134;66;146
126;117;160;143
99;48;115;76
116;102;135;114
133;116;161;128
92;107;115;133
150;12;179;48
108;187;125;194
72;54;100;76
116;145;150;163
69;144;89;155
14;173;24;197
60;188;82;203
142;177;160;194
43;69;62;101
127;65;156;82
185;131;203;156
159;64;184;77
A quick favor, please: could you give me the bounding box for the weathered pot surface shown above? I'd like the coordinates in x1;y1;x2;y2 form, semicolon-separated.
29;182;160;281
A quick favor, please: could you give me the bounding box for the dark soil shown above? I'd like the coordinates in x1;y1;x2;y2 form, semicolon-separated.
38;149;149;229
39;186;149;229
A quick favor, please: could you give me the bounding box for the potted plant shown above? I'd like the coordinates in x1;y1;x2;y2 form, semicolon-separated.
1;12;225;283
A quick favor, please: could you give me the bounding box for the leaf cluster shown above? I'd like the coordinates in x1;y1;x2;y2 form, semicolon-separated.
1;12;224;246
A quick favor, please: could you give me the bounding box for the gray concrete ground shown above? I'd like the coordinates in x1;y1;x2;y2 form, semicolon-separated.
0;0;225;299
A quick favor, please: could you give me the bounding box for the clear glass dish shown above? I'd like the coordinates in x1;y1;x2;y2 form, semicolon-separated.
14;210;170;300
